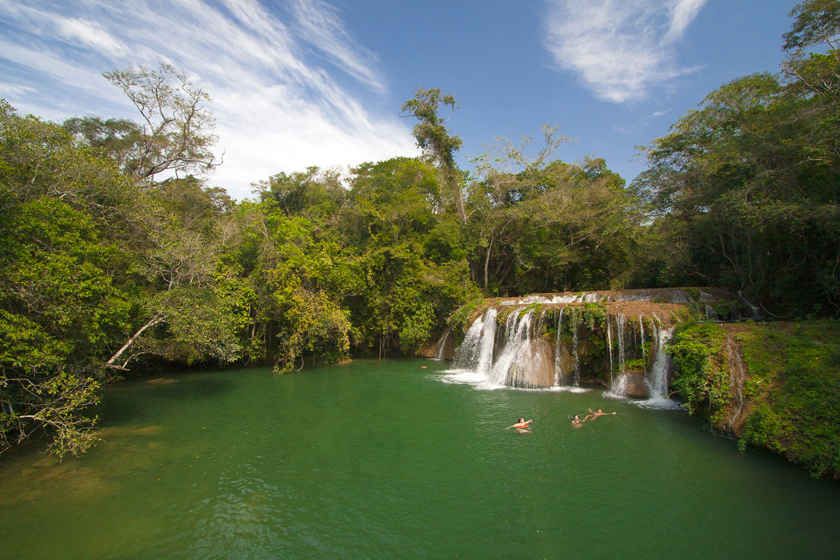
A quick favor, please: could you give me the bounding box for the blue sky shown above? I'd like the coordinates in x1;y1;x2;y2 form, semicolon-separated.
1;0;800;199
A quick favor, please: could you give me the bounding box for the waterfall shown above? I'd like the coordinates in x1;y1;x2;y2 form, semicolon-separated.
444;288;755;395
608;372;629;398
453;309;497;372
605;312;613;383
475;309;498;375
452;313;484;368
639;316;646;374
645;327;674;401
554;307;565;385
616;313;626;376
705;304;719;321
736;291;763;319
490;310;533;386
434;328;451;360
571;308;580;386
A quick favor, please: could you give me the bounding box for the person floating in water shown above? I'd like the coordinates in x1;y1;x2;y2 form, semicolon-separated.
571;414;583;427
584;408;616;421
506;417;532;432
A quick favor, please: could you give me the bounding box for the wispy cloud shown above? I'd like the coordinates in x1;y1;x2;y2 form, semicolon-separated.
0;0;415;199
56;17;127;57
292;0;386;94
542;0;707;103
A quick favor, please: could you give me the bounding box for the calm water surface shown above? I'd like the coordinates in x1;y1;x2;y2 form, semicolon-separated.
1;359;838;559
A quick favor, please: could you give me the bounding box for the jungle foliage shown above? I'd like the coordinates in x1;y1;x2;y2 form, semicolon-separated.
1;1;839;462
632;0;840;318
737;320;840;478
668;318;840;478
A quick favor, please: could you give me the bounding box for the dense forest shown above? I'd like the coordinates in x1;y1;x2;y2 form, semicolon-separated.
1;0;838;458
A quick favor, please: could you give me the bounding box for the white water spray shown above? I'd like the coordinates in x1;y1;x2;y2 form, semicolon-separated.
617;313;626;376
434;328;451;360
639;316;646;374
605;312;613;383
554;307;565;385
644;326;674;401
490;310;533;386
571;308;580;386
453;309;497;374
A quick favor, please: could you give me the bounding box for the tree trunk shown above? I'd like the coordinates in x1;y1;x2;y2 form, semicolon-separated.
104;313;166;370
451;171;467;224
484;233;495;289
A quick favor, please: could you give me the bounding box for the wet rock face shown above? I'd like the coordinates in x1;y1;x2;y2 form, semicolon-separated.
555;343;574;385
621;374;649;399
509;339;555;388
439;331;456;360
419;329;456;359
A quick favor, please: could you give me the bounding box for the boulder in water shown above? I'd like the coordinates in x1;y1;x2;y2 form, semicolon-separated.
622;374;650;398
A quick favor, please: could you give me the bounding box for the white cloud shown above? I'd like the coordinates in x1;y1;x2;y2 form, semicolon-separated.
0;81;34;97
0;0;416;199
542;0;707;103
56;17;127;57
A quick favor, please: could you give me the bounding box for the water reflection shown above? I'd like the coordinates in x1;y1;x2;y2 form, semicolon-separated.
0;361;838;560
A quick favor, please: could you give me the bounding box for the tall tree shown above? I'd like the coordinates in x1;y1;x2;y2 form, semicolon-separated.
633;0;840;315
401;88;467;223
97;61;220;183
783;0;840;52
0;105;133;457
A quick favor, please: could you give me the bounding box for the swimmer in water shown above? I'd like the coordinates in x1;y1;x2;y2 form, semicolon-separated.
571;414;583;427
506;417;532;432
583;408;616;421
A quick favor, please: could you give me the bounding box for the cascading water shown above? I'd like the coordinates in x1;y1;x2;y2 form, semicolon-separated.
452;312;485;368
554;308;565;385
605;313;629;397
433;328;451;360
639;316;646;374
452;309;497;373
571;308;580;386
489;310;533;386
607;373;629;399
705;304;719;321
617;314;627;376
644;326;675;403
475;309;498;375
443;289;763;398
605;312;613;383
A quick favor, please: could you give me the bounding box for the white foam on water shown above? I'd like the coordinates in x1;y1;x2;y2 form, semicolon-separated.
438;368;591;393
629;397;685;410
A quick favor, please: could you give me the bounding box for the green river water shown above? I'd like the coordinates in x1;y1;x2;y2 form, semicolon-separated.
1;358;839;559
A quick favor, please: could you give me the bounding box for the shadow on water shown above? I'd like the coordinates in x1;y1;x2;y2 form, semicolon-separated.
141;376;235;402
94;373;237;427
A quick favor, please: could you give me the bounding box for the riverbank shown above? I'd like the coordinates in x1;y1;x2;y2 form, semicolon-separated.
668;319;840;478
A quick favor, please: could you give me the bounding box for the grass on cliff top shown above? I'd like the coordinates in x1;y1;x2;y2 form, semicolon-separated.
737;320;840;478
